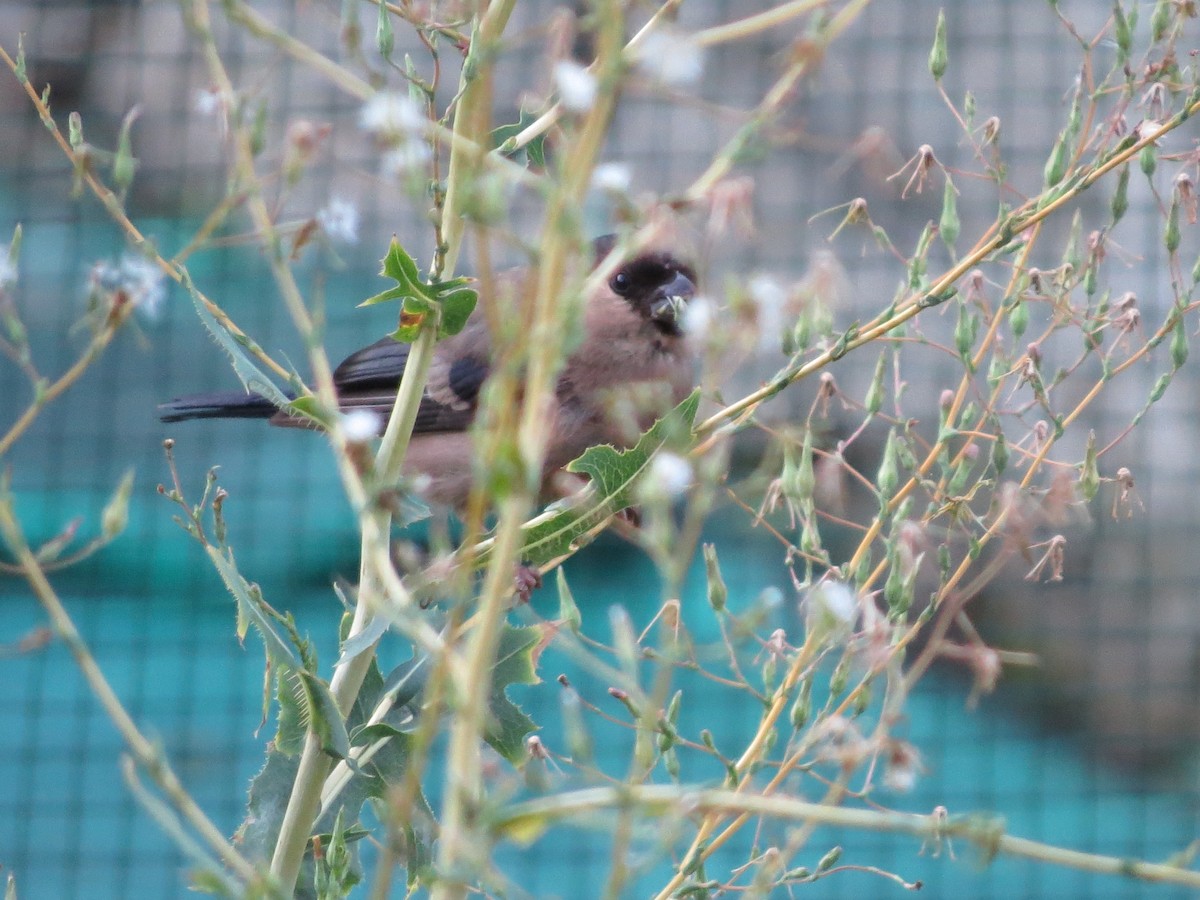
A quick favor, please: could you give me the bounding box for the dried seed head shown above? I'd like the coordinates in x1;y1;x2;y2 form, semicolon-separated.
526;735;550;760
1134;118;1166;143
982;115;1001;146
706;175;756;238
965;268;987;302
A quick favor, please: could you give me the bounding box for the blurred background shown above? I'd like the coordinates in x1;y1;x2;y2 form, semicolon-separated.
2;1;1199;897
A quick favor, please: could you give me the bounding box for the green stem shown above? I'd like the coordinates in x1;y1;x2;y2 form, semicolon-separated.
0;499;270;893
497;786;1200;890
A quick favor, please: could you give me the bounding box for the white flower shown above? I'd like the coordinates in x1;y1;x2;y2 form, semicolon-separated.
359;92;425;137
591;162;632;193
803;580;857;643
647;451;693;498
90;254;167;319
381;141;433;178
554;61;597;113
0;256;17;288
682;294;714;341
317;198;360;245
341;409;383;443
748;273;786;348
1134;119;1166;144
634;29;705;87
194;88;222;117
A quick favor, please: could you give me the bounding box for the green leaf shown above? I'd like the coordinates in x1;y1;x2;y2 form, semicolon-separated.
389;295;436;344
239;653;435;898
438;286;478;337
275;664;307;755
205;546;300;669
556;568;581;632
380;238;429;299
357;285;412;307
491;109;548;169
297;669;351;761
182;270;293;412
472;391;701;570
485;623;545;763
364;238;479;341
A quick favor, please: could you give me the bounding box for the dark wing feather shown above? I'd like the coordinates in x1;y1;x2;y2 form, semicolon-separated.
332;336;489;434
332;337;412;392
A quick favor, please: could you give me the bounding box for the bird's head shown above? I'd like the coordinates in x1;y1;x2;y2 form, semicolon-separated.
592;234;698;337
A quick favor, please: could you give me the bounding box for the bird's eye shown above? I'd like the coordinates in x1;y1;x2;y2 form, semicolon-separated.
611;272;631;295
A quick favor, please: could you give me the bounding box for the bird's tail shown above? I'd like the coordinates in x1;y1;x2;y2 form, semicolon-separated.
158;391;281;423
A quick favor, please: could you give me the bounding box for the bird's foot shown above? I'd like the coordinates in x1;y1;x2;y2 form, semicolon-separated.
514;562;542;603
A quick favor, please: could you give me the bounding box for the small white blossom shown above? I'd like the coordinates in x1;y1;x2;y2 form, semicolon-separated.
682;294;715;341
194;88;222;117
1134;118;1165;143
748;273;786;349
359;92;425;137
554;61;597;113
89;254;167;319
804;580;857;643
0;257;17;288
634;29;705;87
381;141;433;178
341;409;383;443
591;162;632;193
883;742;923;793
317;198;360;245
647;451;693;498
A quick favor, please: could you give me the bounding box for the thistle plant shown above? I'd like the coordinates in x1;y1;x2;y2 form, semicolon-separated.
4;1;1200;897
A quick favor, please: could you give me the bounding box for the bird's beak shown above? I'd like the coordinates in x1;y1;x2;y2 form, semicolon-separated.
649;272;696;334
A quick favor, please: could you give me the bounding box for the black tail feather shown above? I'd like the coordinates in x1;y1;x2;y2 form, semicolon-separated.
158;390;282;423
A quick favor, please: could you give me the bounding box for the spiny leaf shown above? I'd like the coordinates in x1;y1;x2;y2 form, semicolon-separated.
182;271;294;412
205;545;299;669
297;670;351;761
239;653;434;897
472;391;700;571
491;109;548;169
485;623;548;763
361;238;478;340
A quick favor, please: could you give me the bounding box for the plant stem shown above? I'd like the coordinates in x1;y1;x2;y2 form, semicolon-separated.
497;786;1200;889
0;500;270;893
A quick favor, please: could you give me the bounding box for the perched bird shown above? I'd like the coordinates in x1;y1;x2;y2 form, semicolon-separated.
159;235;699;508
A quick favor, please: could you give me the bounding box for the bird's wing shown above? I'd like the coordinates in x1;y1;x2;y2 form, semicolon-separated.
331;336;488;433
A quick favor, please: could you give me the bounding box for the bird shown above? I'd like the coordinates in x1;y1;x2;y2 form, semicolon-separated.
159;234;699;510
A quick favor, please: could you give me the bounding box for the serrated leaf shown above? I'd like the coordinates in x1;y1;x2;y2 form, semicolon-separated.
365;239;478;341
473;391;701;571
349;656;427;744
336;614;390;667
380;238;426;293
357;285;411;308
297;670;351;761
182;270;292;412
485;623;546;763
491;109;547;169
205;546;299;669
283;395;334;429
239;653;432;898
275;665;307;754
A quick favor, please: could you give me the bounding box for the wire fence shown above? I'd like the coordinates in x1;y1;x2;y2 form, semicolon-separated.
2;1;1199;897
